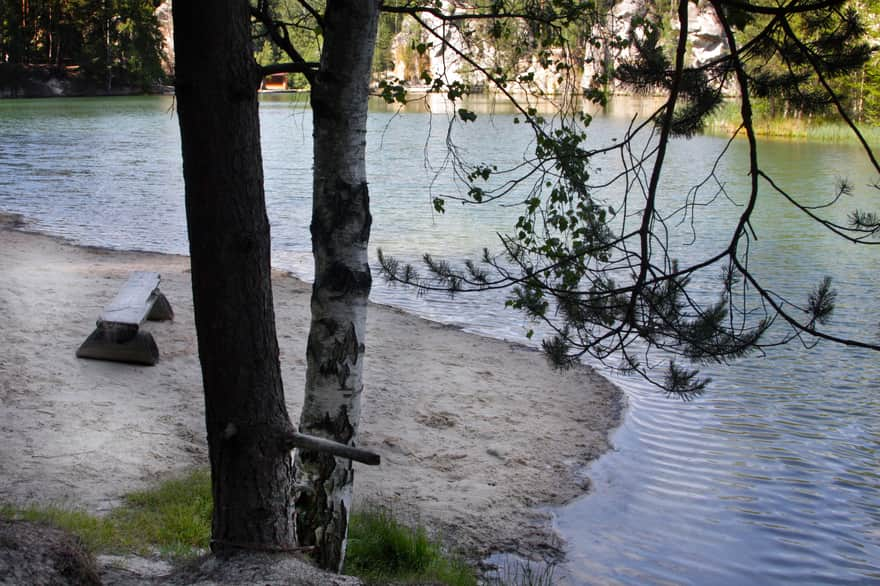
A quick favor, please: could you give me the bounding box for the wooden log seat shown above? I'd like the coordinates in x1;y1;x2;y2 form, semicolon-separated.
76;271;174;366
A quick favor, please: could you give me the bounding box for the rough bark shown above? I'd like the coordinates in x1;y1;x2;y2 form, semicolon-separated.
294;0;381;572
173;0;296;553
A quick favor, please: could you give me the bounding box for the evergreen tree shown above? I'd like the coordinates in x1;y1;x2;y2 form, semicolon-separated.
0;0;164;89
378;0;880;396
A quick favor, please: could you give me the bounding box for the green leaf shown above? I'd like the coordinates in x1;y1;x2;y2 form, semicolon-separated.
457;108;477;123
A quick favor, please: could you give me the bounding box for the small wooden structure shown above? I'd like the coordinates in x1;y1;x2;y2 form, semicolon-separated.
261;73;288;91
76;271;173;366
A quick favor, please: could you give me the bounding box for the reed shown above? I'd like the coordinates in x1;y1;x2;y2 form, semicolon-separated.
705;100;880;143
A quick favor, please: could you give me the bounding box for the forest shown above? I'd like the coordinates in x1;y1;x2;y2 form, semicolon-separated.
1;0;878;124
0;0;165;90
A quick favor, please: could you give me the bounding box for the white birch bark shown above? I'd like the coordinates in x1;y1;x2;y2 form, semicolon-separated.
294;0;381;572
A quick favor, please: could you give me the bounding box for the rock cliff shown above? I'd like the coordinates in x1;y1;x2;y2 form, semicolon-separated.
582;0;728;91
156;0;175;76
383;0;729;94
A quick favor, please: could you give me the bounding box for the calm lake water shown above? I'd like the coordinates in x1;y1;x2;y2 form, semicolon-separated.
0;95;878;584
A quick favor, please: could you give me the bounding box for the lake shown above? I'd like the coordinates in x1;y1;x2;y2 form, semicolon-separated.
0;94;877;584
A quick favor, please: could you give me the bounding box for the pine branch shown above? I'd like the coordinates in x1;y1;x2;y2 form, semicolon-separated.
778;15;879;172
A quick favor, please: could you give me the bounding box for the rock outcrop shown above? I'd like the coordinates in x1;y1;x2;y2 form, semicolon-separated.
677;1;729;67
0;64;144;98
384;0;729;95
155;0;175;76
581;0;729;91
386;1;574;94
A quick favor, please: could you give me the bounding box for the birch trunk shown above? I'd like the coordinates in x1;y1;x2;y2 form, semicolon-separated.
294;0;381;572
173;0;296;553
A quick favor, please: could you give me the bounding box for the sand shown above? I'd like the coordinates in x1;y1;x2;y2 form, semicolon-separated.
0;212;623;562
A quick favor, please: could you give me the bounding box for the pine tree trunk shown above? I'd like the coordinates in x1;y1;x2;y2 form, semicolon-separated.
173;0;297;553
294;0;381;572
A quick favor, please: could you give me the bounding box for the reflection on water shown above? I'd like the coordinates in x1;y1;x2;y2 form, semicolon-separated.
0;94;878;584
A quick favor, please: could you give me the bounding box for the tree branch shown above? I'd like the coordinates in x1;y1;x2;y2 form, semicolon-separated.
626;0;690;325
732;257;880;350
718;0;846;16
261;61;319;76
249;3;316;85
296;0;324;30
381;4;556;23
281;430;381;466
710;0;762;254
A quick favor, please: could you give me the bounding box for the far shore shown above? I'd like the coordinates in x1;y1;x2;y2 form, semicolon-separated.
0;212;623;563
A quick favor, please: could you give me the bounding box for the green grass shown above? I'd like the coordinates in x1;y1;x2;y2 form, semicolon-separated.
0;468;212;559
345;506;478;586
0;469;483;584
0;505;121;552
705;100;880;143
110;468;213;557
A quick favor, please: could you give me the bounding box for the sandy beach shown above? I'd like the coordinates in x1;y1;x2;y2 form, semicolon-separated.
0;212;623;563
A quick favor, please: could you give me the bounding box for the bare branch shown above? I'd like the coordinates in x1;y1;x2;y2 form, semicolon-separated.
281;430;381;466
260;61;319;76
718;0;847;16
249;3;316;85
296;0;324;30
382;3;558;23
626;0;690;325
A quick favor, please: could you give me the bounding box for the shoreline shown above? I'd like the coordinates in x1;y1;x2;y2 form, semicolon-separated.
0;212;624;563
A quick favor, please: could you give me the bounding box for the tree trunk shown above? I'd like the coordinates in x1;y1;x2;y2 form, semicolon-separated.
173;0;297;553
294;0;381;572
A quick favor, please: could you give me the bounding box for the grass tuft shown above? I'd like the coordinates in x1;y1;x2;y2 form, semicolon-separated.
345;506;478;586
110;468;213;557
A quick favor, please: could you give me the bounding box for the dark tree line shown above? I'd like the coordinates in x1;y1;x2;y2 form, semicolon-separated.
0;0;164;88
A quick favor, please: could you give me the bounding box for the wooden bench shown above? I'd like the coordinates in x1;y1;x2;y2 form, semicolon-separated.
76;271;174;366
